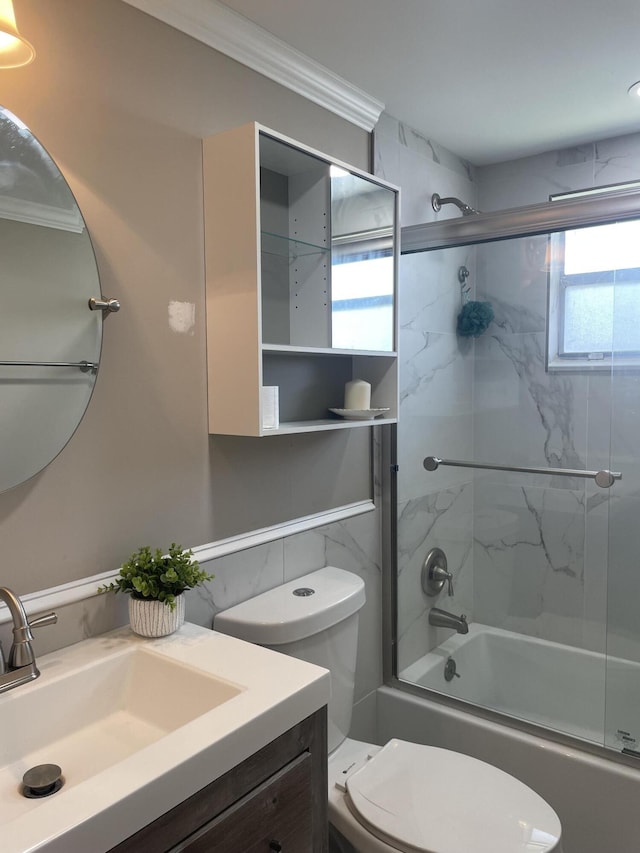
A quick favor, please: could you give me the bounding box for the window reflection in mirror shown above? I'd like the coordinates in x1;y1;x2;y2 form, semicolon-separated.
330;168;395;352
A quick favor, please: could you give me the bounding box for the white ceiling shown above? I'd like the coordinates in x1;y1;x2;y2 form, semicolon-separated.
217;0;640;166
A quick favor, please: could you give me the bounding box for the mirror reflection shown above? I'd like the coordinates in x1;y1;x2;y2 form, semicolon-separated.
0;106;102;493
330;170;395;352
259;132;397;354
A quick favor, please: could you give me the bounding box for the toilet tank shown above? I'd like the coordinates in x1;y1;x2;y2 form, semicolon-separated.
214;566;366;752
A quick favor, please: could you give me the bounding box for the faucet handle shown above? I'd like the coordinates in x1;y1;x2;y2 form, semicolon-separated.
431;565;453;596
8;611;57;669
422;548;454;597
28;612;58;631
444;571;454;597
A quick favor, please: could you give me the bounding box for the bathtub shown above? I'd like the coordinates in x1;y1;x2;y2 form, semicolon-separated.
376;623;640;853
399;622;640;751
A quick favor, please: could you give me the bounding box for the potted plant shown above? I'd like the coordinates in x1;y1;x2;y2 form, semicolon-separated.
99;543;213;637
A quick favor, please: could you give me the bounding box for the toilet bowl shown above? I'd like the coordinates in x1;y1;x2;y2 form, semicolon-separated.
214;567;562;853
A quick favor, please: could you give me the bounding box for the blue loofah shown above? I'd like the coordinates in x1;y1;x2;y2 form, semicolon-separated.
456;300;494;337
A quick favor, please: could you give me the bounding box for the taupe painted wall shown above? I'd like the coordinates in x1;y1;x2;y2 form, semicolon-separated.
1;0;372;594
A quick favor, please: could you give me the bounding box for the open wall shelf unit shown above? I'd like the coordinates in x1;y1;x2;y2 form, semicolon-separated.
203;122;399;437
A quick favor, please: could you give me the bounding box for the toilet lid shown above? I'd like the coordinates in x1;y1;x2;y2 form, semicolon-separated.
345;739;561;853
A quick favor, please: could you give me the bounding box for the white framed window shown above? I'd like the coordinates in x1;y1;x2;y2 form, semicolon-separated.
547;183;640;371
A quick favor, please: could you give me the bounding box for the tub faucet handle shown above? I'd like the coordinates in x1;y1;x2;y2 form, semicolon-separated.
422;548;454;597
443;569;454;597
431;565;453;596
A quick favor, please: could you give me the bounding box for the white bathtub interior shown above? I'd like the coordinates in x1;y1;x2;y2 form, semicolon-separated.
399;622;640;751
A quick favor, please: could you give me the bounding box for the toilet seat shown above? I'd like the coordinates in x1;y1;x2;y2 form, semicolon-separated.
331;739;562;853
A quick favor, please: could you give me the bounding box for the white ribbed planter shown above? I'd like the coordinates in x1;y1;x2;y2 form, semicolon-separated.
128;594;185;638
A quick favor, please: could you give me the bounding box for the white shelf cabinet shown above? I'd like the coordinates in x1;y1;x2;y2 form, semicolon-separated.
203;122;399;436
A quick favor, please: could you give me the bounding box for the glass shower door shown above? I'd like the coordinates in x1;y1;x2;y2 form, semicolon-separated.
604;239;640;755
395;221;620;746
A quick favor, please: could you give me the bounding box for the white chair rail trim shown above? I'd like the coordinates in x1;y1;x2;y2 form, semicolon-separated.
0;499;374;623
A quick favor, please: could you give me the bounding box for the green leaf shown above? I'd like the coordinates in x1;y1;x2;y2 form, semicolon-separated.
97;544;214;604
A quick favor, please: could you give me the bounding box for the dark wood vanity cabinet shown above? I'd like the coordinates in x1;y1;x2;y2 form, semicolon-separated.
109;708;328;853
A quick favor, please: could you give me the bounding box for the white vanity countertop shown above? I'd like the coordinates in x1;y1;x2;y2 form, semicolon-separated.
1;622;330;853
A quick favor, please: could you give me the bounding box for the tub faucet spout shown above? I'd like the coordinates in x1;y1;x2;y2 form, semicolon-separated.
429;607;469;634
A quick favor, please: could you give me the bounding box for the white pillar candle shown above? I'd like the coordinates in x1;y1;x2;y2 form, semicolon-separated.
344;379;371;410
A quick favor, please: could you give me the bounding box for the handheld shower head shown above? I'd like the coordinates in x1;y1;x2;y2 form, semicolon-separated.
432;193;480;217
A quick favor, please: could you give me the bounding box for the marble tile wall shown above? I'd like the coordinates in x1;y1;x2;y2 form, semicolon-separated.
374;114;477;672
476;132;640;210
375;113;640;681
472;234;607;653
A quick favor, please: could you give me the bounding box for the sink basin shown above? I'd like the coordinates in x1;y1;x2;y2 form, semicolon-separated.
0;623;329;853
0;645;242;822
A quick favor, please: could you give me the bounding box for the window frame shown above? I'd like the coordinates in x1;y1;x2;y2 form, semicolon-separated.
547;185;640;372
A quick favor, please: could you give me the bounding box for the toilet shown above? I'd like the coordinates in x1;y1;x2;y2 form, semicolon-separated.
214;566;562;853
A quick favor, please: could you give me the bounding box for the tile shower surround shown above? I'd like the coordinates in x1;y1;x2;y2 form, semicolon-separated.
375;113;640;671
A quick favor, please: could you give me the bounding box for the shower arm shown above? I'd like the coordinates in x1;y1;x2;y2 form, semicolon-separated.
431;193;479;217
423;456;621;489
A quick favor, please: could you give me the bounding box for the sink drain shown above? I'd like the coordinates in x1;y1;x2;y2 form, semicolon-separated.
22;764;63;799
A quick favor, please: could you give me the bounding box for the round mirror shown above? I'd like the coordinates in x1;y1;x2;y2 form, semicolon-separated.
0;106;103;493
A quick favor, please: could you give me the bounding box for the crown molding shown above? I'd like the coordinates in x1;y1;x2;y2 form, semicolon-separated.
121;0;384;131
0;196;84;233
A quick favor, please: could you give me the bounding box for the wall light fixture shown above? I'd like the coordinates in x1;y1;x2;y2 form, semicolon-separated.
0;0;34;68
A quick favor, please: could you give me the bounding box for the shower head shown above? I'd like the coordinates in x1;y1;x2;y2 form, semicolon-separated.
431;193;480;217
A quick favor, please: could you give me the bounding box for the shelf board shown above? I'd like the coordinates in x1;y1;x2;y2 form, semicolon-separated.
262;417;397;435
261;343;397;358
261;230;329;258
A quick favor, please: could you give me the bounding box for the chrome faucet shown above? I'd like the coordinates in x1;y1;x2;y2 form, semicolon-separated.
429;607;469;634
0;587;57;694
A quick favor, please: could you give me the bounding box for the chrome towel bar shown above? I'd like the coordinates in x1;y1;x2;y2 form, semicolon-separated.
423;456;621;489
